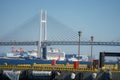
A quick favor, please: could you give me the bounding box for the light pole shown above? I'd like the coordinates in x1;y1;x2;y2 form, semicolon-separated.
91;36;94;63
78;31;81;61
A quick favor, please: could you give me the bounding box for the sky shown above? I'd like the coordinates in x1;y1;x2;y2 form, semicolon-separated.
0;0;120;59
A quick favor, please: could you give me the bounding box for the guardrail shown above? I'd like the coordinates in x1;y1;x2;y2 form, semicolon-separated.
0;64;120;72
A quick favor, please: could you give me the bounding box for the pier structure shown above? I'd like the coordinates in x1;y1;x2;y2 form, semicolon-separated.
0;61;120;80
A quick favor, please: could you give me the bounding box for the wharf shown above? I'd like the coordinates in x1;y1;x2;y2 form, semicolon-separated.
0;63;120;80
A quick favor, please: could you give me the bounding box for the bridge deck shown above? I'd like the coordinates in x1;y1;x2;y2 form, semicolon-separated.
0;41;120;46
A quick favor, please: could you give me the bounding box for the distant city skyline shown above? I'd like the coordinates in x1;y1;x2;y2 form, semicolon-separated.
0;0;120;59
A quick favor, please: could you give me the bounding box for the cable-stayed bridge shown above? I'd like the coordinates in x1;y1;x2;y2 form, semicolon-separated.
0;10;120;59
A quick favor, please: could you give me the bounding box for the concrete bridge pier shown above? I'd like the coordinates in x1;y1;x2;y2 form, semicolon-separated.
42;46;47;59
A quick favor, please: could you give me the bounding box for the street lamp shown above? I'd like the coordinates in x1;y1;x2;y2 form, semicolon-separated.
91;36;94;63
78;31;81;61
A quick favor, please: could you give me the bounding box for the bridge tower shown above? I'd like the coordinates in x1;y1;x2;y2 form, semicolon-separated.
38;10;47;59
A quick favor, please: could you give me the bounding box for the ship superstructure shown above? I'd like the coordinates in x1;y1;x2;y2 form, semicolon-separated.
47;48;65;61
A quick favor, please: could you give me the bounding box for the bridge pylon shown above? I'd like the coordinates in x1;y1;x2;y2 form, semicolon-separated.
38;10;47;59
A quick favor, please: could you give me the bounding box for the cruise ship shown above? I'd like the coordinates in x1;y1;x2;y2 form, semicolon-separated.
47;48;65;61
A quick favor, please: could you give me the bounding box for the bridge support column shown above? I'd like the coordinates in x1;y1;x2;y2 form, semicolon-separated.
99;52;105;68
37;45;42;59
38;10;47;59
42;46;47;59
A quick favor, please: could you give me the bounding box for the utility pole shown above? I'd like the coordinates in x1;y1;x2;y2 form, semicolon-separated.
78;31;82;61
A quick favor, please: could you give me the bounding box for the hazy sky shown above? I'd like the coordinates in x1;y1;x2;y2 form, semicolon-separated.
0;0;120;58
0;0;120;40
